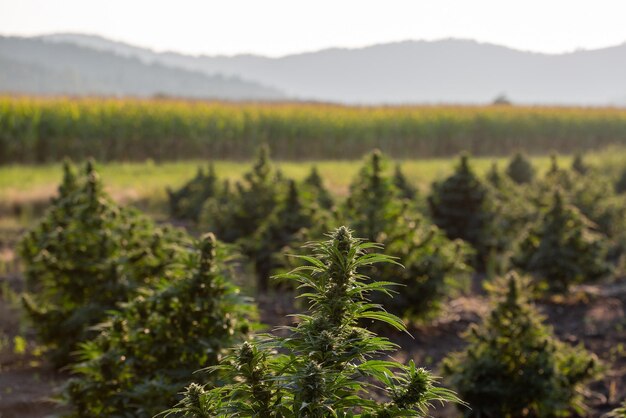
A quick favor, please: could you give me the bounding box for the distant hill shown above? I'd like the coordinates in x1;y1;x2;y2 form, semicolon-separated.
0;36;285;100
8;33;626;105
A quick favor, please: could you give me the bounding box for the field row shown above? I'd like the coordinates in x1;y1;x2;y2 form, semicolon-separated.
0;153;590;218
4;96;626;162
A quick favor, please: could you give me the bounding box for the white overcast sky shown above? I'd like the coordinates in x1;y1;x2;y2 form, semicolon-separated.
1;0;626;57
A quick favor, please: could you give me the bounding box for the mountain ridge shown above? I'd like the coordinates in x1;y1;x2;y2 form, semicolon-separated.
39;32;626;59
6;33;626;105
0;36;285;100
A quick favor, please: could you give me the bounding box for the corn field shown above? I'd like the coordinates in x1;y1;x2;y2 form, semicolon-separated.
3;96;626;163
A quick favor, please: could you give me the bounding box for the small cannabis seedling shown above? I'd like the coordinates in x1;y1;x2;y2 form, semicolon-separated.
164;226;462;417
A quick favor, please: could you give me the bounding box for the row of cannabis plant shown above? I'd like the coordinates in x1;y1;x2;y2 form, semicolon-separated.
19;162;258;416
165;229;601;418
172;146;622;309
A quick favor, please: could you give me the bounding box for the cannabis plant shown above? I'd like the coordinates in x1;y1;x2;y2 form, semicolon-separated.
346;151;471;320
513;191;610;292
55;158;79;203
164;227;463;417
167;164;219;222
485;162;503;188
571;152;589;175
344;150;404;242
506;151;535;184
21;159;80;293
393;163;418;200
201;144;281;243
303;166;334;210
568;172;626;241
443;272;600;418
375;213;473;321
484;163;537;272
616;168;626;194
428;154;493;265
64;233;255;418
245;180;332;291
20;161;188;366
542;154;574;192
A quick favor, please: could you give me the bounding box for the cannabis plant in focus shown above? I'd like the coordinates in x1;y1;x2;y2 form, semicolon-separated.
167;164;219;222
513;191;610;292
443;272;600;418
164;227;463;417
19;161;188;366
506;151;535;184
64;233;255;418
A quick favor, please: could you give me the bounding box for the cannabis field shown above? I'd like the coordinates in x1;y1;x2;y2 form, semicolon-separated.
3;100;626;417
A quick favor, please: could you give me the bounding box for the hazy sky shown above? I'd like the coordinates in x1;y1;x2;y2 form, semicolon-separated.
2;0;626;56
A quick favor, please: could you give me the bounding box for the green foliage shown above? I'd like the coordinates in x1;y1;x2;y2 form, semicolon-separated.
201;145;281;243
393;164;418;200
246;180;332;291
167;164;218;221
513;191;611;292
567;172;626;241
528;157;626;248
545;154;574;188
428;154;493;263
63;233;255;418
506;151;535;184
375;213;473;320
615;168;626;194
485;162;504;188
7;97;626;163
56;158;79;202
527;156;574;211
484;163;537;271
345;151;472;320
344;150;404;242
303;166;334;210
443;273;600;418
19;161;188;366
164;227;463;417
571;153;589;175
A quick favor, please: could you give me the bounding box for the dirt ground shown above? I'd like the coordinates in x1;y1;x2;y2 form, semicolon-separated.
2;242;626;417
